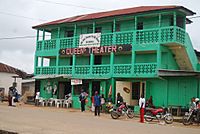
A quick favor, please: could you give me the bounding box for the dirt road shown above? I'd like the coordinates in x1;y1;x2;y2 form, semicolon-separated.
0;104;199;134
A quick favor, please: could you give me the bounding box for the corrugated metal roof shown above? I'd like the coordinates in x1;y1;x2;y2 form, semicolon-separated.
0;62;27;78
32;6;195;29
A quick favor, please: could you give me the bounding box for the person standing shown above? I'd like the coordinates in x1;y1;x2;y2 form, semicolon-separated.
35;91;40;106
8;86;13;106
8;82;18;107
139;94;145;123
94;91;101;116
79;89;87;112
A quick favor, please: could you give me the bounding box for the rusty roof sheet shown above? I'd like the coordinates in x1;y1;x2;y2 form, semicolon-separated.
32;6;195;29
0;62;28;78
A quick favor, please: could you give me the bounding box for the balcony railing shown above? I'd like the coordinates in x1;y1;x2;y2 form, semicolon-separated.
35;63;157;77
36;26;186;52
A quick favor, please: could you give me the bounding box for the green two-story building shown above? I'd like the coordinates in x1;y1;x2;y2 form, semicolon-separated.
33;6;200;109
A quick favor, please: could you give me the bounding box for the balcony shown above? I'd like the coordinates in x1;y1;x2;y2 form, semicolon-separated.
35;63;157;78
36;26;186;52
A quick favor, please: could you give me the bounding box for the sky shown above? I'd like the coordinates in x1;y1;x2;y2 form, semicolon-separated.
0;0;200;74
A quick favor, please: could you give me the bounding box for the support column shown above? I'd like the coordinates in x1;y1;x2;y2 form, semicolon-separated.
157;45;161;69
42;29;45;50
90;22;95;75
72;55;76;75
111;78;115;103
110;19;116;76
56;27;60;74
134;16;137;30
158;14;162;42
34;55;38;75
110;52;114;76
131;50;135;75
72;24;77;76
34;30;39;75
132;17;137;75
173;12;177;41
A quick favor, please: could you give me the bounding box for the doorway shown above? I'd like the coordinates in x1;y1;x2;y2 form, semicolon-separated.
92;81;100;96
58;82;71;99
131;81;146;105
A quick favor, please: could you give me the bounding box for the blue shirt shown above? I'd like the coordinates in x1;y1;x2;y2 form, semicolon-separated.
94;95;101;106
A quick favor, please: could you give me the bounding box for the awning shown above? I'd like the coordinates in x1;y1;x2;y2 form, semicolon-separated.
158;69;200;77
33;74;72;79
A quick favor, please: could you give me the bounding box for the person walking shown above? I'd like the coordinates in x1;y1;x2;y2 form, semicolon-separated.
94;91;101;116
79;89;87;112
139;94;145;123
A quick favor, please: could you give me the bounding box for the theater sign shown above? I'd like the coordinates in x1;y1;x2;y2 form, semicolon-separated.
79;33;101;48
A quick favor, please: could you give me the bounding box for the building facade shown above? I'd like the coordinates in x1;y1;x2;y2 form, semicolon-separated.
32;6;200;109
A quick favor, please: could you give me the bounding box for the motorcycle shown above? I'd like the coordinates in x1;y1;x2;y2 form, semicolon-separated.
144;107;173;124
110;102;134;119
105;102;114;113
182;109;200;125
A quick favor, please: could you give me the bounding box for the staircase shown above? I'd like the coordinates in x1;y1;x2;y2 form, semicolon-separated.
167;33;198;71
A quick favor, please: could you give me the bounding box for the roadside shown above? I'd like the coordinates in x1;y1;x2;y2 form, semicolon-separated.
0;102;199;129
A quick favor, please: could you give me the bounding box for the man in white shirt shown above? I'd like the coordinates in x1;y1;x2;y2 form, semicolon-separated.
139;94;145;123
35;91;40;106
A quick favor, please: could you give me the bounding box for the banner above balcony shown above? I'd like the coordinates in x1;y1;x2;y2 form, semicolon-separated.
59;44;132;56
79;33;101;48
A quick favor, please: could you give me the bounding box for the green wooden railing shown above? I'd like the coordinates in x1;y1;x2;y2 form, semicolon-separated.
58;66;72;74
36;26;186;51
35;63;157;77
36;66;56;74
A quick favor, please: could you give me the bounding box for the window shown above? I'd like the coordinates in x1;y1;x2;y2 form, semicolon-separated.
177;16;184;28
70;56;73;66
87;27;93;33
94;55;102;65
137;22;143;30
64;30;74;37
170;16;173;26
132;82;140;100
112;23;120;32
95;27;102;33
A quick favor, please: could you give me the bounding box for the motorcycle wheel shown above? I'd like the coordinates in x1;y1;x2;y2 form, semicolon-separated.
182;114;192;125
164;114;173;124
111;111;119;119
127;109;134;119
144;111;153;122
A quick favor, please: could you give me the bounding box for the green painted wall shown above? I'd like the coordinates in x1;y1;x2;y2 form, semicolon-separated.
51;29;57;39
114;54;131;64
146;79;167;107
76;56;90;65
135;53;156;63
59;57;71;66
50;58;56;66
161;48;179;69
146;77;199;108
120;20;134;31
167;77;198;107
102;55;110;64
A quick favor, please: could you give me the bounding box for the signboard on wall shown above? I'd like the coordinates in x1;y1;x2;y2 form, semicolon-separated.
59;44;132;56
79;33;101;48
71;79;82;85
